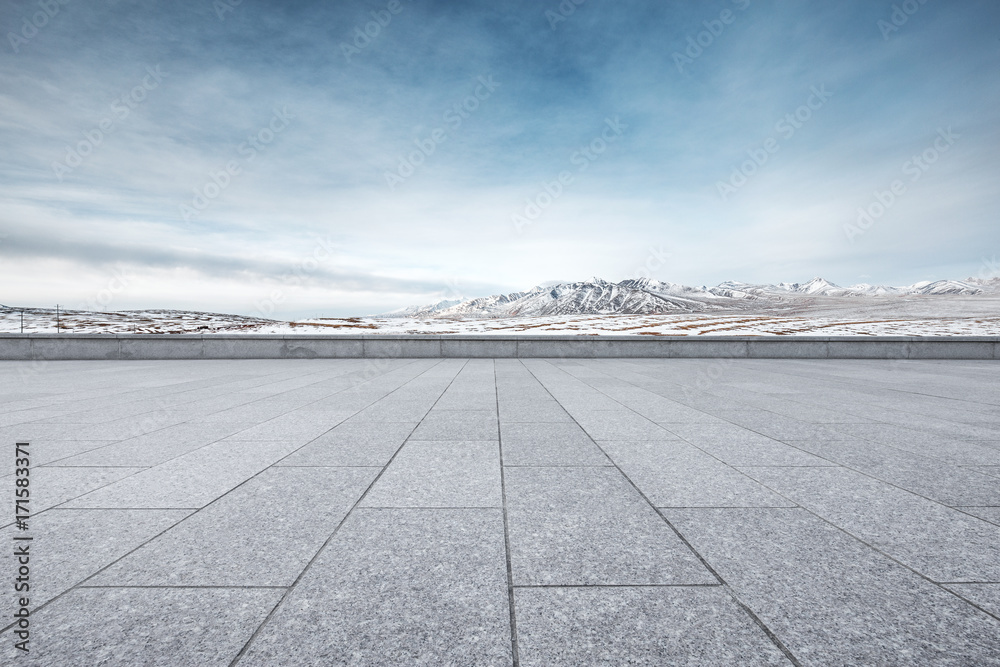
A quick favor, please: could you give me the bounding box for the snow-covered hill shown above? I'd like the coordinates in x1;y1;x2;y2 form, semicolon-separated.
3;277;996;336
382;277;989;318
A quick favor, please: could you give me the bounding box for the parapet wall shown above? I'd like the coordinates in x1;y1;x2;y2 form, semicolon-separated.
0;334;997;360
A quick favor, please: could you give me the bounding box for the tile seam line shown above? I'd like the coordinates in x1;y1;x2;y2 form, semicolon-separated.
76;585;290;589
496;359;521;667
0;359;435;635
512;583;724;588
227;357;468;667
523;358;802;667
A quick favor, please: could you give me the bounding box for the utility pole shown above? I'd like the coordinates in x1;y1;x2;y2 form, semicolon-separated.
56;304;60;332
20;309;23;333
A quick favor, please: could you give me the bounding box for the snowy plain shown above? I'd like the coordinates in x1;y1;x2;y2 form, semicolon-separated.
3;277;998;337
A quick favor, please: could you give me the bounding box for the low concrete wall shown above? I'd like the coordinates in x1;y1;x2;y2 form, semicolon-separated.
0;334;997;360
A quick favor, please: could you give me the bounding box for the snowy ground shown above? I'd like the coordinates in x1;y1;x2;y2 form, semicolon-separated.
2;299;999;336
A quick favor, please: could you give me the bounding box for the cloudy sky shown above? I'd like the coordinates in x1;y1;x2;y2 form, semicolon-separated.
2;0;998;318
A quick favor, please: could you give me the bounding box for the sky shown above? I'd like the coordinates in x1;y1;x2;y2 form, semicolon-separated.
1;0;998;318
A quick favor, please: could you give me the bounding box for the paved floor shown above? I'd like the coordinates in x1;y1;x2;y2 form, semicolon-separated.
1;358;999;666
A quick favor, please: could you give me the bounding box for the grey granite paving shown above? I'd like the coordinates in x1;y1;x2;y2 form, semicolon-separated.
88;467;376;586
515;586;791;666
945;584;1000;618
238;508;513;666
1;587;283;666
501;422;610;466
276;420;418;466
599;440;796;508
742;466;1000;582
0;508;190;616
362;440;502;508
666;508;1000;665
505;466;715;586
1;358;999;664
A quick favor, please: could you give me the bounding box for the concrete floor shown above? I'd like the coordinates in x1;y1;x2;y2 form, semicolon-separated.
2;358;999;666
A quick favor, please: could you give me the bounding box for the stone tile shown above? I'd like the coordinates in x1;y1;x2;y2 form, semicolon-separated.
0;422;115;441
348;402;432;421
505;466;714;586
497;402;574;422
958;506;1000;526
363;441;501;508
433;395;499;411
417;409;498;423
0;509;190;616
617;400;709;423
741;467;1000;582
58;422;240;467
830;423;1000;465
666;423;829;467
1;467;144;522
571;410;677;440
0;587;282;666
62;440;299;509
667;508;1000;665
515;586;791;666
721;412;845;440
945;584;1000;618
277;421;416;467
89;467;375;587
223;412;343;441
409;412;499;440
14;439;117;466
600;440;795;508
239;508;513;666
500;422;610;466
785;438;1000;506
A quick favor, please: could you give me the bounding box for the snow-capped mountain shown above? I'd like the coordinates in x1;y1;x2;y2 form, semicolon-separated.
380;299;463;317
382;277;988;318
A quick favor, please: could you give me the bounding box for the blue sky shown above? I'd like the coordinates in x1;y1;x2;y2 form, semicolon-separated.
1;0;998;317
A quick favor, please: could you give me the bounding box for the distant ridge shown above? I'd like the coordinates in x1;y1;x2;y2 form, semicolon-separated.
380;277;993;318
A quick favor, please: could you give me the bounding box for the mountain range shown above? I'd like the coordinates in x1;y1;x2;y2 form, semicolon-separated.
381;277;997;318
